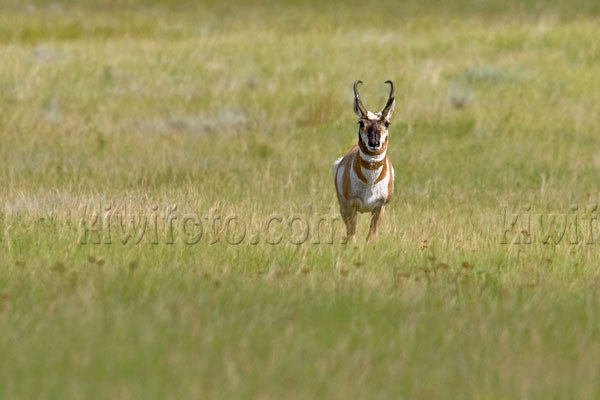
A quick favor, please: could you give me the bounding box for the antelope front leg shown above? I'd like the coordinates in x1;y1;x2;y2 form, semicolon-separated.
341;204;358;243
367;206;385;241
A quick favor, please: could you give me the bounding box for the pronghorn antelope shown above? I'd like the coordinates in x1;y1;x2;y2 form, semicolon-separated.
333;80;395;241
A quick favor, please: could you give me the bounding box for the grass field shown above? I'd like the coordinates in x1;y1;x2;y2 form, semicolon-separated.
2;0;600;398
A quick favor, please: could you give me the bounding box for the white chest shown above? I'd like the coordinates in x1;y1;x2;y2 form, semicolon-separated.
353;176;391;212
349;162;392;212
334;149;395;214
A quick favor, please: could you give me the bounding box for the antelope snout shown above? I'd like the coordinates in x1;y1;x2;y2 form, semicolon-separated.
368;139;380;149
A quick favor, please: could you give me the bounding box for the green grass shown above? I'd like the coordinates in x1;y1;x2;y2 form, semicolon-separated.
2;1;600;398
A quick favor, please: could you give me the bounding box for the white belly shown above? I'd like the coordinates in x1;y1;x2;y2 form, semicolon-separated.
352;179;389;212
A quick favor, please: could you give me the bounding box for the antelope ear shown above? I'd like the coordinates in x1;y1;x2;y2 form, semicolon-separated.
381;80;395;120
353;80;368;118
354;99;366;118
382;100;395;120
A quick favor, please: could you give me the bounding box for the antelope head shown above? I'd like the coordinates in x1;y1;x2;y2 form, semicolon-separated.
353;80;395;152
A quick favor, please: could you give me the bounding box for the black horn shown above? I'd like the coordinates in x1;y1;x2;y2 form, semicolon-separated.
353;80;368;117
381;80;395;117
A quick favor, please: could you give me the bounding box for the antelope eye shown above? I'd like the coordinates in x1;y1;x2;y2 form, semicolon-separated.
358;120;365;128
384;121;390;128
